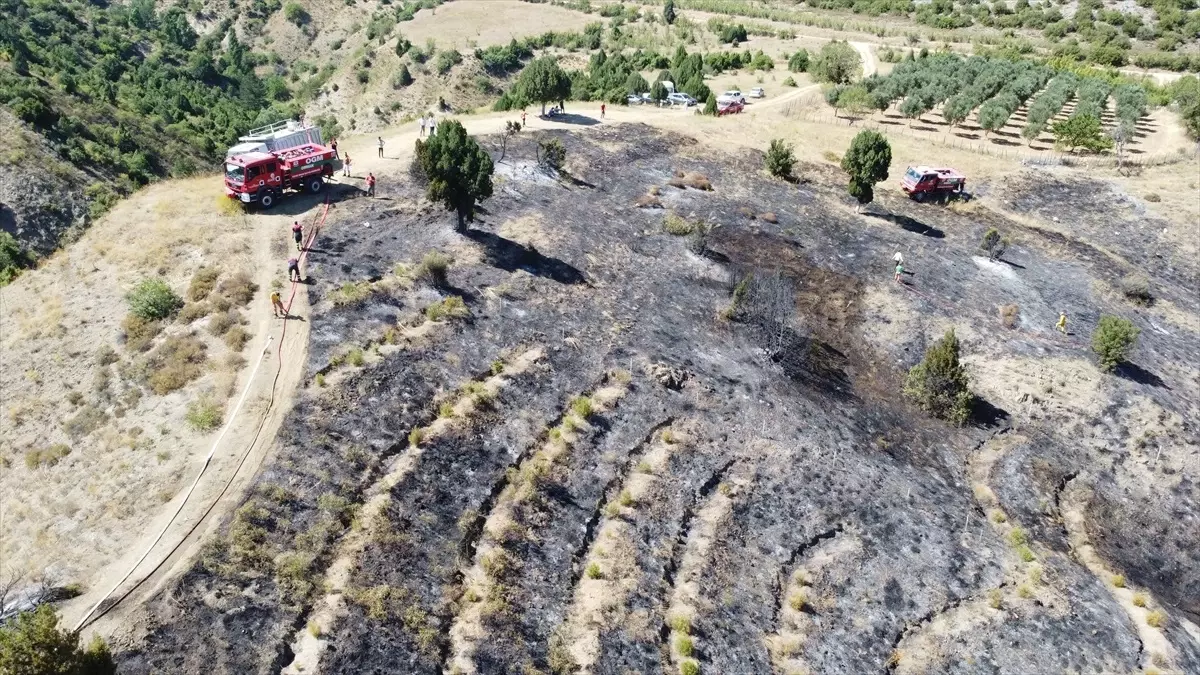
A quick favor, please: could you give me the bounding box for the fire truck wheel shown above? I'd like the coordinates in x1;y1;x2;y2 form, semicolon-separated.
260;192;276;209
308;178;324;194
913;191;925;203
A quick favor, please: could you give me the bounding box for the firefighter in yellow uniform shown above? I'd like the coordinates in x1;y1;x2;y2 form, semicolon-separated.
271;291;286;318
1055;311;1067;334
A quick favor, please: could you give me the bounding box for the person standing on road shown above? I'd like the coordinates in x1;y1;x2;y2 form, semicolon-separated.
366;172;376;198
894;262;905;284
377;136;385;158
330;138;339;158
342;153;352;177
893;251;903;267
521;110;527;127
288;256;301;282
419;115;426;137
601;103;606;118
292;220;303;251
1056;311;1068;334
428;115;437;136
271;290;287;318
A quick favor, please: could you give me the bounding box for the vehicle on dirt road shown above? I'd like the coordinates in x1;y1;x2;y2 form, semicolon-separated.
750;87;765;98
719;90;746;105
667;92;697;107
901;166;967;202
717;100;744;116
225;143;336;209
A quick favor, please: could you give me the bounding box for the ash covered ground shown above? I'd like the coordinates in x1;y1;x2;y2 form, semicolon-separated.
115;125;1199;674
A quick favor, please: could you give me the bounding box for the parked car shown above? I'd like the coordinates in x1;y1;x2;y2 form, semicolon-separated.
667;92;697;107
750;87;765;99
719;90;746;104
627;94;644;105
717;100;744;116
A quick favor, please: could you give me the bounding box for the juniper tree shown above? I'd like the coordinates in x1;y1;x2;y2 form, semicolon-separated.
904;328;972;425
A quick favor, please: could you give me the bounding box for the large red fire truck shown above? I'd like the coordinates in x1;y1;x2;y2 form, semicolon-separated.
224;120;337;209
900;166;967;202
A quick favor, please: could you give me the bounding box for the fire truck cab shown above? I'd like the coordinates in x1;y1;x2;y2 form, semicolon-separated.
224;143;335;209
901;166;966;202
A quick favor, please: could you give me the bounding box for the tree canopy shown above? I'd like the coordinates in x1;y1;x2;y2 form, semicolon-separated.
515;56;572;113
904;329;972;425
418;120;494;230
810;41;861;84
840;129;892;208
0;605;116;675
1051;113;1114;152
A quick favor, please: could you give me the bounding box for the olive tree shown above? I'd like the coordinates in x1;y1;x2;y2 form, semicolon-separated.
515;56;571;115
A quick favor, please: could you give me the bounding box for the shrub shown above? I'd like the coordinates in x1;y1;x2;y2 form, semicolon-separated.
1017;545;1036;562
186;397;224;431
571;395;594;418
331;281;374;306
663;212;694;236
121;313;162;352
224;325;249;351
0;605;115;673
347;348;365;367
980;228;1009;261
217;271;257;306
208;310;237;336
63;405;108;438
1091;315;1140;372
24;444;72;469
988;588;1002;609
1120;274;1152;305
415;251;452;287
999;304;1020;329
425;296;469;321
409;427;424;447
435;49;463;75
95;344;119;366
188;267;220;301
675;635;694;657
783;76;797;87
1132;593;1147;607
394;65;414;88
284;2;310;25
179;302;211;323
903;329;972;425
585;562;602;579
1009;527;1028;546
680;660;700;675
788;590;807;611
538;138;567;171
357;69;370;84
145;334;208;395
669;615;691;634
788;49;810;72
1144;193;1161;202
127;279;183;321
1145;610;1166;628
1112;574;1126;588
668;172;712;191
765;139;795;179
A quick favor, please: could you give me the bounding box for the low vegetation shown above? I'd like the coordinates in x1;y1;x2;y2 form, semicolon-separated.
904;328;972;425
1091;315;1140;372
186;396;224;432
980;228;1009;261
0;605;115;673
126;279;183;321
765;139;796;180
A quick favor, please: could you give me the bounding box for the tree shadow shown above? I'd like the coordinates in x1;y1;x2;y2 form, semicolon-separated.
1116;362;1169;389
866;212;944;238
953;131;980;140
878;118;903;126
997;257;1026;270
543;113;600;126
463;229;586;285
990;137;1022;146
970;396;1010;429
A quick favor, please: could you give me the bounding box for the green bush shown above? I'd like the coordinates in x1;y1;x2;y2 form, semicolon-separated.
425;296;469;321
127;279;183;321
283;2;310;25
788;49;810;72
415;251;452;287
538;138;567;170
904;329;972;425
980;228;1009;261
0;231;33;286
186;397;224;432
1091;315;1140;372
0;605;115;674
680;660;700;675
765;139;795;179
187;267;220;302
782;76;797;87
435;49;463;75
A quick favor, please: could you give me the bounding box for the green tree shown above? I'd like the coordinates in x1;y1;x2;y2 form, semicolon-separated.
787;49;810;73
625;72;650;96
651;80;669;103
515;57;572;114
394;64;413;88
283;2;310;26
765;139;795;179
840;129;891;211
1051;114;1114;152
979;228;1009;261
664;0;677;25
418;120;495;230
703;92;718;116
977;99;1012;136
0;605;116;675
810;41;861;84
837;85;872;123
1092;315;1140;372
127;279;183;320
0;231;33;286
942;95;974;128
904;329;972;425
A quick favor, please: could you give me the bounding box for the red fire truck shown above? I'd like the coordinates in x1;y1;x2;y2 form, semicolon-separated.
224;143;336;208
901;166;966;202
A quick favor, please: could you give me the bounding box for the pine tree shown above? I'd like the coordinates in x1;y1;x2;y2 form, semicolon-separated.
904;329;973;425
840;129;891;211
418;120;494;230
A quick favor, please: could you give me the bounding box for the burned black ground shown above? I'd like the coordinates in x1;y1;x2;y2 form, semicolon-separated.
115;124;1200;674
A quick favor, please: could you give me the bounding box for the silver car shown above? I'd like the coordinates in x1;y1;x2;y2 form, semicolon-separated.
667;92;697;107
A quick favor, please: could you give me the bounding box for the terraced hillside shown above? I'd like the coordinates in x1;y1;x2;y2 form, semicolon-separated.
106;124;1200;674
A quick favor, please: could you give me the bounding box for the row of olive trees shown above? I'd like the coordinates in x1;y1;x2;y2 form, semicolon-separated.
1021;72;1079;142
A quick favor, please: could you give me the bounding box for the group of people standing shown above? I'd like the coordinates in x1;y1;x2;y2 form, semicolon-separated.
418;113;438;137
